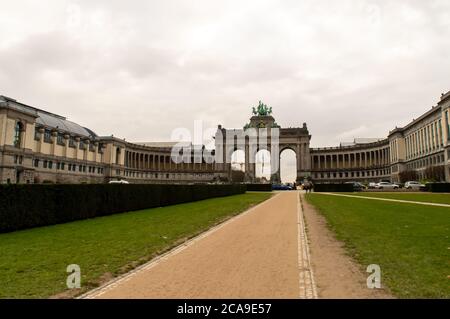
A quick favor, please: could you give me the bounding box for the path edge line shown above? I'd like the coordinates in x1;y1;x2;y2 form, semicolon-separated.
315;192;450;207
297;192;318;299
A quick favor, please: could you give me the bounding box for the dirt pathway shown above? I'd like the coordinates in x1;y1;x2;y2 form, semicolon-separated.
83;191;316;299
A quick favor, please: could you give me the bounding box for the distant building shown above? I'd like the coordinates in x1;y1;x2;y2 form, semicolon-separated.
0;95;215;184
309;91;449;183
1;91;449;184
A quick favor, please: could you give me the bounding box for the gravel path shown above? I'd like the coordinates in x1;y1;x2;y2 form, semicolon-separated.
82;191;317;299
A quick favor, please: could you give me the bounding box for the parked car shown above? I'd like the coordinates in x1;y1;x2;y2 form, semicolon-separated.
272;184;293;191
375;182;399;190
405;181;425;190
108;180;129;184
368;182;377;189
345;181;365;192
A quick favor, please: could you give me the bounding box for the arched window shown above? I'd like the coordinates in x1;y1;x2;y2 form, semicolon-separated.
13;122;24;148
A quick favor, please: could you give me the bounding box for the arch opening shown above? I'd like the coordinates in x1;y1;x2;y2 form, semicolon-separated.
280;148;297;184
230;150;245;182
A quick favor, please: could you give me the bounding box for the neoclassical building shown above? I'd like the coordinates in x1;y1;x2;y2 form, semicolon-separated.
0;95;215;184
1;91;449;184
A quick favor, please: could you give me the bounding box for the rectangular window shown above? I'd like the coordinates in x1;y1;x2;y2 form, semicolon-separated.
79;165;83;172
43;160;48;168
89;143;95;152
34;159;39;168
61;163;65;170
56;162;60;170
34;127;42;141
44;130;52;143
69;137;77;148
57;133;65;146
48;161;53;169
79;140;85;150
446;111;450;141
431;123;435;149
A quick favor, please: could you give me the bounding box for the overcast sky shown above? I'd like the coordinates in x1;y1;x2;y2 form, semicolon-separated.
1;0;450;151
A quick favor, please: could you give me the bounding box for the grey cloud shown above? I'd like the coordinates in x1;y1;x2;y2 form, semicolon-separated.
0;0;450;148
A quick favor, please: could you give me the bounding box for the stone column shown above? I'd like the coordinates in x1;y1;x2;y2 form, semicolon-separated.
245;142;250;181
84;140;90;161
93;142;99;164
75;137;80;160
36;128;44;153
51;131;57;156
296;144;302;182
63;134;69;158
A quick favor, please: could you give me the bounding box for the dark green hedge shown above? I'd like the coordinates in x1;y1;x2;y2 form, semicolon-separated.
0;184;246;233
313;183;354;192
425;182;450;193
245;184;273;192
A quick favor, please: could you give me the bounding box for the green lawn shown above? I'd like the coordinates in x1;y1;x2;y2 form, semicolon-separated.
306;193;450;298
346;192;450;205
0;192;272;299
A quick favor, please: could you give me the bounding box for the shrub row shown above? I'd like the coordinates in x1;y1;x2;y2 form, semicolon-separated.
245;184;273;192
313;183;354;192
424;182;450;193
0;184;246;233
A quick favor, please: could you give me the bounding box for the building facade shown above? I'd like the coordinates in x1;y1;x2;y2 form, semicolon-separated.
1;91;449;184
0;95;215;184
388;92;450;182
309;138;392;183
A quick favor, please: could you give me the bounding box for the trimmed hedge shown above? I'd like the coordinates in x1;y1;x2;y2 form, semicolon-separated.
0;184;246;233
245;184;273;192
425;183;450;193
313;183;354;192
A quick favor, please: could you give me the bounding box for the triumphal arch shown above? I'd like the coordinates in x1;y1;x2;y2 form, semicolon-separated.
214;101;311;183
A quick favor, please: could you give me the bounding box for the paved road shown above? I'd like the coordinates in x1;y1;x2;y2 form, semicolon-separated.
83;191;316;299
